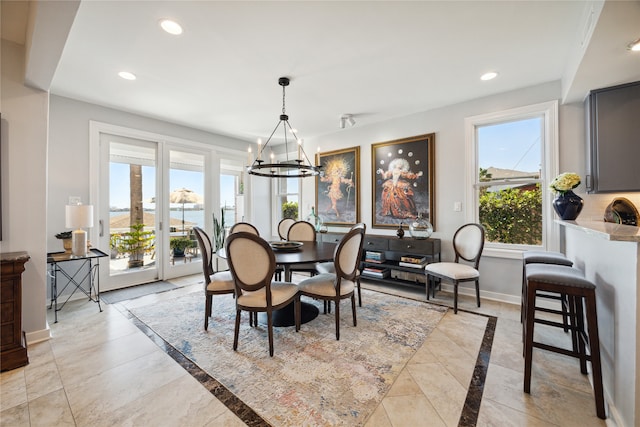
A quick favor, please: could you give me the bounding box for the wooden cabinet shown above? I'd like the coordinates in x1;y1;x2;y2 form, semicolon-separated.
1;252;30;371
320;233;441;288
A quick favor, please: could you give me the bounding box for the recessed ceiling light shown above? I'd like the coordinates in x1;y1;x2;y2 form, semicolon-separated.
160;19;183;35
118;71;136;81
480;72;498;81
627;38;640;52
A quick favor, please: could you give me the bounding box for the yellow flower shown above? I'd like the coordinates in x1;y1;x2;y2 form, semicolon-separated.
550;172;581;194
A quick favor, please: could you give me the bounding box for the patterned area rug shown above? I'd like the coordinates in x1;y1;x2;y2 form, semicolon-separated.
130;289;447;426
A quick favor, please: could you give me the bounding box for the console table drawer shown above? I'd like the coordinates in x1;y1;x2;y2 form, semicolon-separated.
321;233;344;244
363;237;388;251
389;238;439;254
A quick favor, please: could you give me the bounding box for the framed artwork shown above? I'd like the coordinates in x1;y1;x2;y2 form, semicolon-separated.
371;133;435;229
315;146;360;226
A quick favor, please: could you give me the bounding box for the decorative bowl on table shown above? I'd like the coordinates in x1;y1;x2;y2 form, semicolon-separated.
269;241;304;251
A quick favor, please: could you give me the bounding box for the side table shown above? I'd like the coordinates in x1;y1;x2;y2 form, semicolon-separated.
47;248;108;322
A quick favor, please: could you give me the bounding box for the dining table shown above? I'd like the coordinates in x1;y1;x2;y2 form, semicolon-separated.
218;239;337;326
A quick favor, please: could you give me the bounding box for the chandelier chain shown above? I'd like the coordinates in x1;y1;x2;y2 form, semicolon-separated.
246;77;321;178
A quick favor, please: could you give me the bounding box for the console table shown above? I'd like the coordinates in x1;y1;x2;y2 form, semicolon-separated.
47;248;108;322
1;251;30;371
320;232;441;288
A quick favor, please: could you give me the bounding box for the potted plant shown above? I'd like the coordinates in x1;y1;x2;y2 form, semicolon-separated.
170;236;192;258
118;223;155;268
55;231;73;253
109;233;121;259
212;208;227;271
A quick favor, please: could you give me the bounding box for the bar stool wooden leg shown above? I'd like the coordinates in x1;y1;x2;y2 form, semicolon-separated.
585;292;606;419
523;282;536;393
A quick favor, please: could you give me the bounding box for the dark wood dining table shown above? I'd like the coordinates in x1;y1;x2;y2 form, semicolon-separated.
218;240;337;326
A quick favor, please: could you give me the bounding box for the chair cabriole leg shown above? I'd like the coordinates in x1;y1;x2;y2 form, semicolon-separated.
351;294;357;327
335;298;340;340
267;310;274;357
204;294;212;330
233;310;241;351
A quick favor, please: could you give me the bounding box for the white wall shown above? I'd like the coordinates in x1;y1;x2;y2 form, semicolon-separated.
1;40;50;342
304;80;589;302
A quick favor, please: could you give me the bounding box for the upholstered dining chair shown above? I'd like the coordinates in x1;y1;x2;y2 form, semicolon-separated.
297;225;365;340
277;218;296;240
229;222;260;235
315;223;366;307
287;220;318;277
287;220;316;241
424;223;485;314
226;232;300;357
193;226;235;330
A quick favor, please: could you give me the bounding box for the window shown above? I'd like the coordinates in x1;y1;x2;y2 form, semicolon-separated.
270;155;302;235
465;101;558;257
274;175;300;220
220;158;245;228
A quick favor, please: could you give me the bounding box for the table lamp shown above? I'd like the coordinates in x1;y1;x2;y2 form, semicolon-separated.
65;204;94;257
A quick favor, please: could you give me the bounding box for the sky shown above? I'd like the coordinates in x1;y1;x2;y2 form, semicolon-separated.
477;117;542;173
110;164;235;210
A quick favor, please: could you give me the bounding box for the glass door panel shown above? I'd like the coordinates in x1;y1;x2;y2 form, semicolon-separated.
100;135;159;290
166;150;205;277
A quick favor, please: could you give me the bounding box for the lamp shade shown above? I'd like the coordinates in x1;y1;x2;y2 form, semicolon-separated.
65;205;94;229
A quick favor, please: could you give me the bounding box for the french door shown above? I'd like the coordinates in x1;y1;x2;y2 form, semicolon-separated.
95;129;207;290
98;133;161;290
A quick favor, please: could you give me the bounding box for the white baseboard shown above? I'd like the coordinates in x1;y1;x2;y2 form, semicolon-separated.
437;283;520;306
26;327;51;345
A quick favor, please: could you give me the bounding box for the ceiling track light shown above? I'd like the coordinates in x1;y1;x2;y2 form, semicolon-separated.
627;38;640;52
340;114;356;129
246;77;321;178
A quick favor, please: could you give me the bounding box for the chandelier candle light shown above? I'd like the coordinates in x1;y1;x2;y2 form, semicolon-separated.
246;77;321;178
65;203;94;257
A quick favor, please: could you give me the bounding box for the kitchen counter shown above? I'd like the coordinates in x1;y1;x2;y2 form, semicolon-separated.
556;219;640;242
558;220;640;427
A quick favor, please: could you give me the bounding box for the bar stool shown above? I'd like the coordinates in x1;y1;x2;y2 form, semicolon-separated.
521;251;573;331
523;263;606;420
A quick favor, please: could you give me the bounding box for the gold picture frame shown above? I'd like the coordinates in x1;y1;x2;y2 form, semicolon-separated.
371;133;435;229
315;146;360;226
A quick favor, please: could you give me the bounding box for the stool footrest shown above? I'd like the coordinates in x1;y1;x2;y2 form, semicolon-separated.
534;317;573;330
532;341;591;361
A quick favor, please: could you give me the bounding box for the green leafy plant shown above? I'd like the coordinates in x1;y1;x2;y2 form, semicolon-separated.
212;208;226;251
55;231;72;239
170;236;194;257
479;184;542;245
282;201;298;219
118;223;155;268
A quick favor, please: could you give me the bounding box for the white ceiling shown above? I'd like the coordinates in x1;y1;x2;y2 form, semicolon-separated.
7;1;640;143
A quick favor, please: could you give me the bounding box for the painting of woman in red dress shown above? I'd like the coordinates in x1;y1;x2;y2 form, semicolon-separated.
372;134;435;228
377;158;423;218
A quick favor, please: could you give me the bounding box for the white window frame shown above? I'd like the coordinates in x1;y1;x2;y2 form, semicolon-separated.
271;153;303;236
464;100;559;259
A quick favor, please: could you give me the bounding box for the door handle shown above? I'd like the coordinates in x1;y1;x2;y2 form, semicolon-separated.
99;220;104;237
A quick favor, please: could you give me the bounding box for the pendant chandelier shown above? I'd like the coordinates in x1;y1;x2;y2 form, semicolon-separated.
247;77;321;178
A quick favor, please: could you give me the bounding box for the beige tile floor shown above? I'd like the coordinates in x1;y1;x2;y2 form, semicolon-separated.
1;274;608;427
